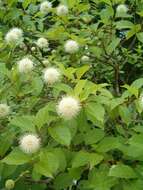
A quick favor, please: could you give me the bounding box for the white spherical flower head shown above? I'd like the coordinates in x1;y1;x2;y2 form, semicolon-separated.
64;40;79;54
37;37;49;49
43;67;60;84
116;4;128;14
57;96;81;120
0;104;10;118
31;46;36;51
40;1;52;14
81;55;89;62
18;58;34;73
20;134;40;154
56;4;68;16
43;59;50;66
5;28;23;44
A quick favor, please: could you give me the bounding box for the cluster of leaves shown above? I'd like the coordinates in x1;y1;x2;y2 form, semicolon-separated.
0;0;143;190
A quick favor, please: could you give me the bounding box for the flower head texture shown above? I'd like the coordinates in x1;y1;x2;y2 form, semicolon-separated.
18;58;34;73
37;37;49;48
43;59;50;66
5;28;23;45
20;134;40;154
57;96;81;120
116;4;128;14
43;67;60;84
0;104;10;118
64;40;79;54
56;4;68;16
81;55;89;62
5;179;15;190
40;1;52;14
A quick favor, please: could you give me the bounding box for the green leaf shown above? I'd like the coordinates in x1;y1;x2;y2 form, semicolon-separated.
2;148;31;165
126;24;141;39
31;77;43;96
10;115;36;132
74;80;87;96
48;125;71;146
72;151;103;168
116;21;134;29
137;32;143;43
85;102;105;125
76;65;90;80
84;128;104;145
109;164;137;179
107;37;120;54
0;131;15;157
81;165;117;190
95;137;122;153
35;103;55;129
34;151;59;177
118;105;132;125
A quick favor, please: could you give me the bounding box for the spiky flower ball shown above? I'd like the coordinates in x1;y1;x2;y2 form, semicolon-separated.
5;179;15;190
81;55;89;62
64;40;79;54
20;134;40;154
5;28;23;45
43;59;50;66
18;58;34;73
40;1;52;14
43;67;60;84
37;37;49;49
57;96;81;120
31;46;36;51
116;4;128;14
0;104;10;118
56;4;68;16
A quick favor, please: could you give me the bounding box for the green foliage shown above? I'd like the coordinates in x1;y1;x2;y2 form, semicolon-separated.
0;0;143;190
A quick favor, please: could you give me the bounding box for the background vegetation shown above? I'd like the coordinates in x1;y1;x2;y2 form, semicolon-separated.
0;0;143;189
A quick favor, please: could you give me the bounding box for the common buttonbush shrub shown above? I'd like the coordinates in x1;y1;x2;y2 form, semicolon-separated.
0;0;143;190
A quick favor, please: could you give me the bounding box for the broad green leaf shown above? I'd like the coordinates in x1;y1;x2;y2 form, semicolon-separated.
126;24;141;39
2;148;31;165
84;128;104;145
35;103;55;129
109;164;137;179
0;131;15;157
48;125;71;146
137;32;143;43
85;102;105;125
118;105;132;125
72;151;103;168
76;65;90;80
116;21;134;29
107;37;120;54
74;80;87;96
95;137;122;153
34;151;59;177
10;115;36;132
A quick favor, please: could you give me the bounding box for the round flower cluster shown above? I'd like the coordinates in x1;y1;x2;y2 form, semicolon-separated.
5;179;15;190
116;4;128;14
17;57;34;73
81;55;89;62
5;28;23;45
37;37;49;49
42;59;50;66
43;67;60;84
64;40;79;54
56;4;68;16
57;96;81;120
0;104;10;118
40;1;52;14
19;134;40;154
